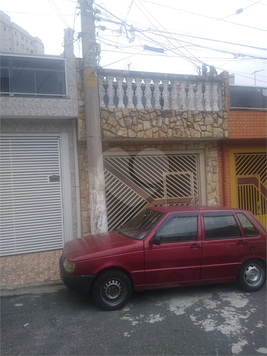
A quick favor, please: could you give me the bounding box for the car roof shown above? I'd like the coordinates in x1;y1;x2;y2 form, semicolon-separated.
148;205;246;213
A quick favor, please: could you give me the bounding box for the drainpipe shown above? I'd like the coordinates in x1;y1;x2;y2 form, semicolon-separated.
79;0;108;234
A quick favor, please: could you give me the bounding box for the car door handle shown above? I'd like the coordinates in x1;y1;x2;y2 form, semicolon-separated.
191;244;202;249
237;240;248;245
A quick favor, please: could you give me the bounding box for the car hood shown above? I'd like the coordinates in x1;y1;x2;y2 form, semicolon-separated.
63;231;143;261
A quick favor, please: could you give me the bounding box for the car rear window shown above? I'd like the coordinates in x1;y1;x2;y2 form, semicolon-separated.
236;213;259;237
204;215;242;240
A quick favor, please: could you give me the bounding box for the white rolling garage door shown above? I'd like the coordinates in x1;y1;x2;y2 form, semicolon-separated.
0;135;64;256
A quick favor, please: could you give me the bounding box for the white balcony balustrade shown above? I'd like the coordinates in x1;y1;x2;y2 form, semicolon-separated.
98;70;222;112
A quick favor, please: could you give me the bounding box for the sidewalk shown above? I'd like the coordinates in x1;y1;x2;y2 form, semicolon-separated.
0;280;66;297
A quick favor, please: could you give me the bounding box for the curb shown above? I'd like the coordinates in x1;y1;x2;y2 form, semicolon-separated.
0;280;66;297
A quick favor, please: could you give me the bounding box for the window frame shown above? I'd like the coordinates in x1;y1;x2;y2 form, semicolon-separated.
236;213;259;238
202;212;242;241
153;212;199;244
0;55;67;98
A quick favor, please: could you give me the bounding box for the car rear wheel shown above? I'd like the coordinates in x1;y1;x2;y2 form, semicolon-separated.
237;259;266;292
92;270;133;311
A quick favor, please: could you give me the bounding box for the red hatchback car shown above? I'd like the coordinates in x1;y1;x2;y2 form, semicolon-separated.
60;207;266;311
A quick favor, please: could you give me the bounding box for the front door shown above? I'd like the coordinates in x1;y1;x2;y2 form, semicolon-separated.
144;213;202;286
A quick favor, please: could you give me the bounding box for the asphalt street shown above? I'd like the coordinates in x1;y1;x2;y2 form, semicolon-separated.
1;282;266;356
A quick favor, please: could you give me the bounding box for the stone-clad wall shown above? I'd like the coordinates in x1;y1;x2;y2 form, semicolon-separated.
78;108;228;141
100;109;228;140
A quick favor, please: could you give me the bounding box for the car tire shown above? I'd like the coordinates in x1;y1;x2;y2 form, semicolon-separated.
92;270;133;311
237;259;266;292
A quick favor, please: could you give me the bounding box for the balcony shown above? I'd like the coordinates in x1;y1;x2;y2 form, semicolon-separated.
92;69;228;141
98;69;224;112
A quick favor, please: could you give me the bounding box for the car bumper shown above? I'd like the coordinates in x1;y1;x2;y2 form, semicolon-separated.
59;256;96;294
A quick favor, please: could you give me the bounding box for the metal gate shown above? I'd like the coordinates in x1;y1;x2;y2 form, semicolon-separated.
104;152;200;231
0;135;64;256
230;150;267;228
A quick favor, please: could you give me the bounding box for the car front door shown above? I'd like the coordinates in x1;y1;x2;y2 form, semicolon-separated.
200;211;247;281
144;213;202;286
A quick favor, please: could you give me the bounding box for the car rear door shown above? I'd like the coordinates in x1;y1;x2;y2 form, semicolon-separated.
144;213;202;286
200;211;247;281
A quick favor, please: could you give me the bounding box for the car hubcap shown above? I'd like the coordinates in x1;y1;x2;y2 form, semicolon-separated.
244;265;262;286
101;279;124;305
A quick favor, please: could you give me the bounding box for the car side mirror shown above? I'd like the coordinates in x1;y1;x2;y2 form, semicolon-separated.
150;235;161;245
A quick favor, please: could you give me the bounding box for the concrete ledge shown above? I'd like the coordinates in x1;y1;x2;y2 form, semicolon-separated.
0;280;66;297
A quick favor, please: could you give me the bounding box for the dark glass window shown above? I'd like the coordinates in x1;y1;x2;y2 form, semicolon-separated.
155;215;198;243
13;69;35;93
36;70;64;94
236;213;259;237
1;68;10;92
204;215;242;240
119;209;164;240
0;55;66;97
230;86;267;109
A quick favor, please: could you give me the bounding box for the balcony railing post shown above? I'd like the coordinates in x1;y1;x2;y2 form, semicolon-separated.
196;82;204;111
117;78;124;108
212;83;219;111
204;82;211;111
153;80;161;109
162;80;171;110
171;80;179;110
107;77;116;109
135;79;144;110
188;83;195;110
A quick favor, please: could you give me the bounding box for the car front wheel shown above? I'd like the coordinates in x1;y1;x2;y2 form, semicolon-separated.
92;270;133;311
237;259;266;292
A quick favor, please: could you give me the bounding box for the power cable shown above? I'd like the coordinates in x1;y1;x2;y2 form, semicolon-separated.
46;0;71;28
133;0;203;68
184;0;263;34
140;0;267;33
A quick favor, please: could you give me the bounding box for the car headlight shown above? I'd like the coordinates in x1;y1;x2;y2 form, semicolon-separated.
63;257;75;273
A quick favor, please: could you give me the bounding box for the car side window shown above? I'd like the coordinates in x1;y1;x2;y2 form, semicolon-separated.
236;213;259;237
204;215;242;240
155;216;198;243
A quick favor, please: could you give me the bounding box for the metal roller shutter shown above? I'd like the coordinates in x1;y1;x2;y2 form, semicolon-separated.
0;135;63;256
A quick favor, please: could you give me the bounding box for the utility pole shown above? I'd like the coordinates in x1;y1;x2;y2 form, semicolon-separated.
79;0;108;234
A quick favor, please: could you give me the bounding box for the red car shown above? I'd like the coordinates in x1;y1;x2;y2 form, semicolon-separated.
60;207;266;311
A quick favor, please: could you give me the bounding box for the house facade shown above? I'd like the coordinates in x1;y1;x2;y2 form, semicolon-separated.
1;52;266;287
0;52;80;285
77;66;229;235
218;85;267;228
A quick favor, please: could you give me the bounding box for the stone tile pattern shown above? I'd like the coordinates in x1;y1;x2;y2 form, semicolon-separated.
99;108;228;140
0;250;62;286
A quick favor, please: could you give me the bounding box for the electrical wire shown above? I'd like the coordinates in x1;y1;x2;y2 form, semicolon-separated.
46;0;71;28
184;0;263;35
95;2;267;79
140;0;267;33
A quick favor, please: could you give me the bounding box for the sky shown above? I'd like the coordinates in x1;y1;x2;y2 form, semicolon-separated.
2;0;267;86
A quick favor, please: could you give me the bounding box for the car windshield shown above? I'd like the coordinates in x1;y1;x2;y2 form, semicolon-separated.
118;209;164;240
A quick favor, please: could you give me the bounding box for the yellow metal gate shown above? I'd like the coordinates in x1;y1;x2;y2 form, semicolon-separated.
230;149;267;228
